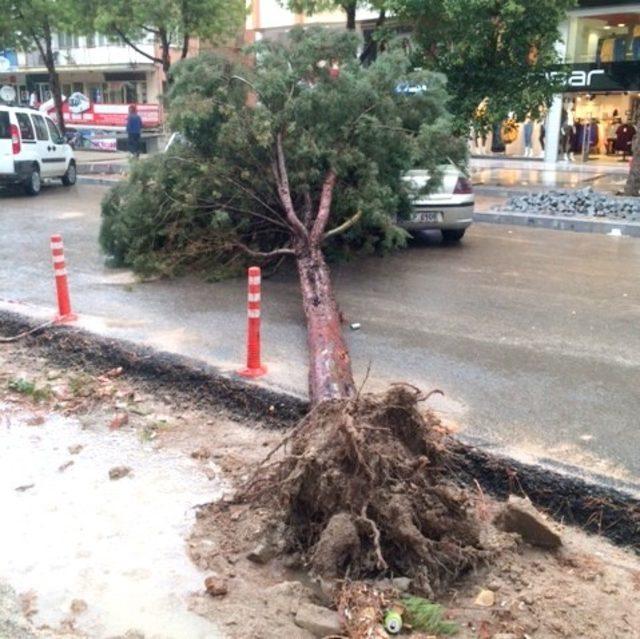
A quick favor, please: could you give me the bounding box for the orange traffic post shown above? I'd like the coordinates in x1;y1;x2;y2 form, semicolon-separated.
238;266;266;378
50;234;77;324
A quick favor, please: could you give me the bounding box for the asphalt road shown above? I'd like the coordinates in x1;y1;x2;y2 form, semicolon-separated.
1;183;639;486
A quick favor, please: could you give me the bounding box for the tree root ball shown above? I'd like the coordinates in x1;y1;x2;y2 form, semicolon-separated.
238;385;489;596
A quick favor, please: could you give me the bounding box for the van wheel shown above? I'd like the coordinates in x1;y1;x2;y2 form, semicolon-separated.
24;166;41;196
61;161;77;186
441;229;466;243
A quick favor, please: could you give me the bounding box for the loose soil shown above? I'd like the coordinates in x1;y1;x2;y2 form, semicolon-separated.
1;340;639;638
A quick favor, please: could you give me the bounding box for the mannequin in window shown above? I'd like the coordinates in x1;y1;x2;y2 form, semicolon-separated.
523;115;534;157
616;121;637;161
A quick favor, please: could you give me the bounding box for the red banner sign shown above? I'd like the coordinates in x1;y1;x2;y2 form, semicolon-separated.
44;93;162;129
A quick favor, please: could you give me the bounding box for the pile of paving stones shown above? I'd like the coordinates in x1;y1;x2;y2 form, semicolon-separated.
501;187;640;221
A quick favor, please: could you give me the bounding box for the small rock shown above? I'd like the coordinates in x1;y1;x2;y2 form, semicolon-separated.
68;444;84;455
487;580;502;592
392;577;412;592
204;576;228;597
294;602;342;637
191;446;211;460
109;466;131;480
522;593;534;606
494;495;562;549
474;589;495;607
109;413;129;430
26;415;45;426
493;634;518;639
70;598;88;615
247;541;276;564
58;460;74;473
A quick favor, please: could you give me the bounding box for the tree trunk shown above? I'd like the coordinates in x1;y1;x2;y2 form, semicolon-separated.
345;2;357;31
295;243;356;405
48;68;65;135
42;21;65;134
624;133;640;196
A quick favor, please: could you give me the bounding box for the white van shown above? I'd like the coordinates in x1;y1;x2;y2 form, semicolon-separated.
0;105;76;196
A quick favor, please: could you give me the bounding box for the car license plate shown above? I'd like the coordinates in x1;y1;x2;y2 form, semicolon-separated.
416;211;442;223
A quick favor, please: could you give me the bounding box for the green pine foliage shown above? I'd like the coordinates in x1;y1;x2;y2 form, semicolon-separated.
100;27;465;277
401;596;458;635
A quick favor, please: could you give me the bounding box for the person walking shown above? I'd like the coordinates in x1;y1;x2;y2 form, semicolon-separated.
126;104;143;158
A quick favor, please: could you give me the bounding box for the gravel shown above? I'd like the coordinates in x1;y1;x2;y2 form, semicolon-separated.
500;187;640;221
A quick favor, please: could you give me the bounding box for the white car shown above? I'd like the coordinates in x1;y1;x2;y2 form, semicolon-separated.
400;165;474;242
0;105;76;196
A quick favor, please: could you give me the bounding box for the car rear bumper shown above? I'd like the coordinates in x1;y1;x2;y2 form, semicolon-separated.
0;161;32;185
399;201;474;232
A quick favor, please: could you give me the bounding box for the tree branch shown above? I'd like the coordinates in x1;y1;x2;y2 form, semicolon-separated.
273;133;308;239
112;25;163;65
233;243;295;259
310;169;337;243
181;33;190;59
324;209;362;240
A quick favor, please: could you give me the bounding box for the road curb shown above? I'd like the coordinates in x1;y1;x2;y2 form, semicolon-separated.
1;307;639;551
78;176;123;187
474;209;640;237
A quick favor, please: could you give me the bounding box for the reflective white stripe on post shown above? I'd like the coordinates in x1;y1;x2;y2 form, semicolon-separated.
248;276;261;286
248;293;261;302
50;242;64;250
54;268;68;277
248;309;260;319
52;255;65;264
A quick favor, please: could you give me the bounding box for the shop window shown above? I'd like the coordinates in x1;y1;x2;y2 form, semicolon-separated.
566;11;640;64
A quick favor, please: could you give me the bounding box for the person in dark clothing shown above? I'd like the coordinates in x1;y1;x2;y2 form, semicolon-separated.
126;104;143;158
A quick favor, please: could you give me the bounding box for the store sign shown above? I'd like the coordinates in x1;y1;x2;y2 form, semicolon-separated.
43;93;162;128
0;49;18;72
552;62;640;93
0;85;16;102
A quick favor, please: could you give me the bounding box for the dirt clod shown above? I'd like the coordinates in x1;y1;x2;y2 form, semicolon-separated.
204;576;228;597
495;495;562;549
294;602;342;638
474;589;495;607
70;598;88;615
109;466;132;480
191;446;212;460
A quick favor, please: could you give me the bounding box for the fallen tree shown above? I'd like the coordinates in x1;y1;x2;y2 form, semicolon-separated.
101;26;465;404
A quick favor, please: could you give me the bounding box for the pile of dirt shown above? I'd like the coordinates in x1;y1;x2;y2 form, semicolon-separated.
236;385;490;597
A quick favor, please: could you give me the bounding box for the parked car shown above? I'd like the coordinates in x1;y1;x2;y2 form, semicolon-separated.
0;105;76;196
399;165;474;242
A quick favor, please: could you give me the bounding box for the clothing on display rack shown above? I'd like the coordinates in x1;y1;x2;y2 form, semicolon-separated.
616;123;636;158
559;123;575;160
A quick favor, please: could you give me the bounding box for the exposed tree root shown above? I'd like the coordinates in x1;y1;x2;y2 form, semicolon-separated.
237;385;489;596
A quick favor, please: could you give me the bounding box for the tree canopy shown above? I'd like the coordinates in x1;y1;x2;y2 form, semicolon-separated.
0;0;90;131
91;0;246;72
389;0;574;131
280;0;389;30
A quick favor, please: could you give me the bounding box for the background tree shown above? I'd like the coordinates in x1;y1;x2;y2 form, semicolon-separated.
391;0;576;132
0;0;89;133
390;0;574;132
100;27;465;404
282;0;389;31
92;0;245;75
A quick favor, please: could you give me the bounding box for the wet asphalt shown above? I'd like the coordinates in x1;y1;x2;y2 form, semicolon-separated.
1;183;639;485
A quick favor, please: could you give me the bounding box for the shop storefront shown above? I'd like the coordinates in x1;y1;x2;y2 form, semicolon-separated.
471;2;640;164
